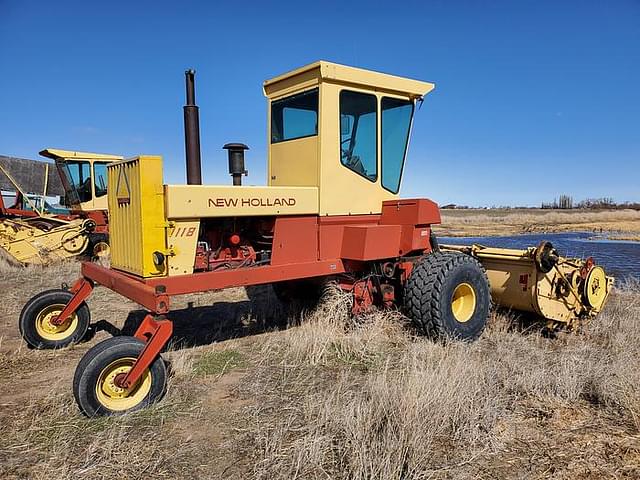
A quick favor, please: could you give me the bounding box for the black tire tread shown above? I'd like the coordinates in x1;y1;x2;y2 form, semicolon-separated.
19;289;91;349
73;336;167;417
405;251;490;340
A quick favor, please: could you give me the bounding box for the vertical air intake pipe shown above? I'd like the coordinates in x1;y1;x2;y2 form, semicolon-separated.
223;143;249;186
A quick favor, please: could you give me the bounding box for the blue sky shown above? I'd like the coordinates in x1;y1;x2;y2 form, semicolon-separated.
1;0;638;206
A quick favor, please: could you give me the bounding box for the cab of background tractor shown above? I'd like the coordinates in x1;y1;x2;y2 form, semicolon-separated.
264;61;434;215
39;148;123;212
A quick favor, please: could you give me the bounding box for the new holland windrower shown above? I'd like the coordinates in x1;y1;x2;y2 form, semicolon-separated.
19;62;613;416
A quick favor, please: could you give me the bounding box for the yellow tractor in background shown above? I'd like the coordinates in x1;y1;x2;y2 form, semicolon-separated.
18;62;613;416
0;149;120;264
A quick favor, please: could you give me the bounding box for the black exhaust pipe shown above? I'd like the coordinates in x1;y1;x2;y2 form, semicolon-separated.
184;69;202;185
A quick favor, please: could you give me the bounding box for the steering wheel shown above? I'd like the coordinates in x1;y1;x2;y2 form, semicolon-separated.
345;153;367;175
341;137;368;176
341;137;356;163
76;178;92;202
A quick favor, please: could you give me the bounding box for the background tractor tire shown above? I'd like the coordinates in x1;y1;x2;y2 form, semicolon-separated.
73;336;167;417
405;252;490;341
19;289;91;349
87;233;110;257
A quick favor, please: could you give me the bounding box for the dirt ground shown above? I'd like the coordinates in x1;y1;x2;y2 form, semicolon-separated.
435;208;640;239
0;259;639;479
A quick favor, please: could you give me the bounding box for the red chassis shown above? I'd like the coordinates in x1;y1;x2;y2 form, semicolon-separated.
54;199;440;390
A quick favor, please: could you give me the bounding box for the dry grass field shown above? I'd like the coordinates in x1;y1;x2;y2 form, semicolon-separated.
436;208;640;239
0;258;639;479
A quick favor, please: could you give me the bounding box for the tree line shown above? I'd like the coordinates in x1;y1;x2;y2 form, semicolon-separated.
541;195;640;210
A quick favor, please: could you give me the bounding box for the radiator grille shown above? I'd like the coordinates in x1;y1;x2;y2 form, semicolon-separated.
107;156;167;277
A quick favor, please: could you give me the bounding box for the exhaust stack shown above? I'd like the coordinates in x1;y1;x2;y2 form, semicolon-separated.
184;69;202;185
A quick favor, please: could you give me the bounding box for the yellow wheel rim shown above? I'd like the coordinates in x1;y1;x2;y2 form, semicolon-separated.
61;230;89;254
95;357;152;411
451;282;477;323
585;266;607;309
34;304;78;341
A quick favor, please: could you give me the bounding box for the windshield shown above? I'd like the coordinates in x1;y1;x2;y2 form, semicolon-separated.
93;162;109;197
381;97;414;193
340;90;377;181
59;161;92;204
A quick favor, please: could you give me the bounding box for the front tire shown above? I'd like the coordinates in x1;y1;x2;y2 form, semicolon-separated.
19;289;91;349
405;252;490;341
73;336;167;417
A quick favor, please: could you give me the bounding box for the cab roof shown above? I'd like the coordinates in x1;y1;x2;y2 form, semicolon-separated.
263;60;435;100
39;148;123;161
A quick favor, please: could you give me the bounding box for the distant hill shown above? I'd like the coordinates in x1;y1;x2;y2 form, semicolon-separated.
0;155;65;196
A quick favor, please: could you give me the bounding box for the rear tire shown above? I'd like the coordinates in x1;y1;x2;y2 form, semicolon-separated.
19;289;91;349
73;336;167;417
405;252;490;341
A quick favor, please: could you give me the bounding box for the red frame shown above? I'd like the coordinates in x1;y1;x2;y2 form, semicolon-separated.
77;209;109;233
119;314;173;389
57;198;440;388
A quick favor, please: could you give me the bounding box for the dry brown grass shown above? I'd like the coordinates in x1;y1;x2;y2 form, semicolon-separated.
436;208;640;237
244;286;640;479
0;261;639;479
442;209;640;224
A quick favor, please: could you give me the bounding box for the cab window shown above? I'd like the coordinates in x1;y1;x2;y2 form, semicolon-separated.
61;161;92;203
381;97;414;193
340;90;377;181
94;163;109;198
271;88;318;143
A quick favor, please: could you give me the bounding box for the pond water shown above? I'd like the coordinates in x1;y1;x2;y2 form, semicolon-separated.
438;232;640;280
